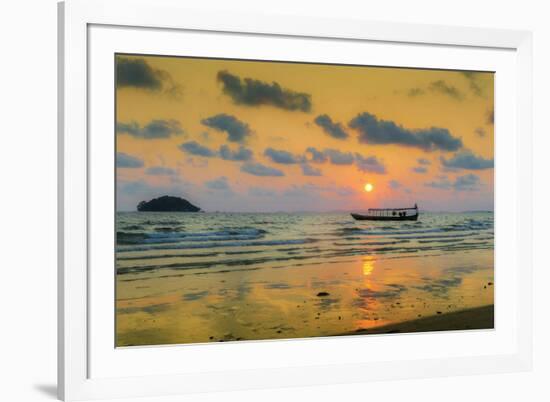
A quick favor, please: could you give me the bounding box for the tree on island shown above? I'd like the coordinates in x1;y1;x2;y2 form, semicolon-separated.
137;195;201;212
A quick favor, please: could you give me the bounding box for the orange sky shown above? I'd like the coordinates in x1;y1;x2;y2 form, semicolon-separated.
116;54;494;212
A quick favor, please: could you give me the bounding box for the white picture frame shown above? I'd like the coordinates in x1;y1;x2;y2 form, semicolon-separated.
58;0;533;400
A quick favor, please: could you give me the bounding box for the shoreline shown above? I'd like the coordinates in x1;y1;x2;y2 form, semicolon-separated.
341;305;494;336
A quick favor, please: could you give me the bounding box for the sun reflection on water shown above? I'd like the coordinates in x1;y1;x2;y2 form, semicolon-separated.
362;257;375;276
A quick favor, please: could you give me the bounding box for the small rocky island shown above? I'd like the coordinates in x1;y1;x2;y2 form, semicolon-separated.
137;195;201;212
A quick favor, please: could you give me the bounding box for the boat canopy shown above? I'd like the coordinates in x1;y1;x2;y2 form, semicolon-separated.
368;204;418;212
368;207;417;211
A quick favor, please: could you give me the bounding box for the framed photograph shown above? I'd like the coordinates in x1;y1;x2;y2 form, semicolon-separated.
58;0;533;400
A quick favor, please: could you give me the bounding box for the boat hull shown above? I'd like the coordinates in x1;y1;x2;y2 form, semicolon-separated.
351;213;419;221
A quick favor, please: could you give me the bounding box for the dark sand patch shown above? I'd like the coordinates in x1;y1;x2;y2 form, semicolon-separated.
345;305;494;335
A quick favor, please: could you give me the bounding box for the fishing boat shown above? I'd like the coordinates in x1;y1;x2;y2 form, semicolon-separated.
351;204;419;221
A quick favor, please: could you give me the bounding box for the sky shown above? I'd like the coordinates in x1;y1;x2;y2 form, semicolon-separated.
115;54;494;212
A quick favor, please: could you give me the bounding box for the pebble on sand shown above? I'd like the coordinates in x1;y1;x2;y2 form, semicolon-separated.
316;291;330;297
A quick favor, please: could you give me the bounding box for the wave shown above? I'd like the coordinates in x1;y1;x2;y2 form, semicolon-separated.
117;237;318;253
115;212;494;275
117;228;268;245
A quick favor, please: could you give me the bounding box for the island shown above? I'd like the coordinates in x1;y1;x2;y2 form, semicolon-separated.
137;195;201;212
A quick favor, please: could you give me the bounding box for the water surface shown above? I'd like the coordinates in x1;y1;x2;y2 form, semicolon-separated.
116;212;494;346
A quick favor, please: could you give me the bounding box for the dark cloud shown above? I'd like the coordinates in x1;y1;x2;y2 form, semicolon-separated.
407;88;425;97
283;183;356;198
145;166;177;176
355;154;386;174
453;173;481;191
116;57;182;97
301;163;322;176
417;158;431;165
305;147;327;163
219;145;253;161
116;152;144;168
424;177;452;190
314;114;349;139
117;119;184;139
116;57;163;90
306;147;385;173
429;80;465;100
205;176;231;191
475;127;486;138
178;141;217;157
323;149;355;165
425;174;481;191
411;166;428;174
201;113;251;143
248;187;276;197
440;151;494;170
217;70;312;112
283;184;320;197
264;148;304;164
349;112;463;152
240;162;284;177
487;108;494;125
388;180;401;190
461;72;484;97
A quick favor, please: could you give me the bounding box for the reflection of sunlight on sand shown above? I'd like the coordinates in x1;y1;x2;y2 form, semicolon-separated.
362;257;374;277
355;257;387;328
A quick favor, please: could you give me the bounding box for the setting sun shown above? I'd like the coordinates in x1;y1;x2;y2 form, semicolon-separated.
364;183;374;192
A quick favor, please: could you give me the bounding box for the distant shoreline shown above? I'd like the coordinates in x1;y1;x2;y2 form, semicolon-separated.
340;305;494;336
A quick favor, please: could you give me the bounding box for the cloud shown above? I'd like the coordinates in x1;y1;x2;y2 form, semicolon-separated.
217;70;312;112
461;72;484;97
475;127;486;138
314;114;349;139
425;174;481;191
201;113;251;143
323;149;355;165
407;88;425;97
349;112;462;152
306;147;385;173
219;145;253;161
116;57;163;90
240;162;284;177
116;57;182;97
424;177;452;190
417;158;431;165
116;152;144;168
388;180;401;190
306;147;327;163
264;148;304;164
487;108;494;125
429;80;465;100
453;173;481;191
117;119;184;139
249;187;276;197
440;151;494;170
411;166;428;174
355;154;386;174
205;176;231;191
283;183;356;198
301;163;322;176
178;141;217;157
145;166;177;176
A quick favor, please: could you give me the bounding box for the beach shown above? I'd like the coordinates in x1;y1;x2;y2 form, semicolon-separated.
116;211;494;346
346;305;493;335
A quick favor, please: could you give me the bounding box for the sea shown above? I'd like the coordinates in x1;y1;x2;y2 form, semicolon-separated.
116;212;494;346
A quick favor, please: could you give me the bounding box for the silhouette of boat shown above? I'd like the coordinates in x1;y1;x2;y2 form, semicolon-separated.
351;204;419;221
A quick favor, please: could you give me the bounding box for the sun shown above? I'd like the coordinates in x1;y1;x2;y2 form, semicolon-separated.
364;183;374;192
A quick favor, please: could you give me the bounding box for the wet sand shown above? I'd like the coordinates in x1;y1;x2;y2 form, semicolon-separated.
343;304;493;335
116;249;494;346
